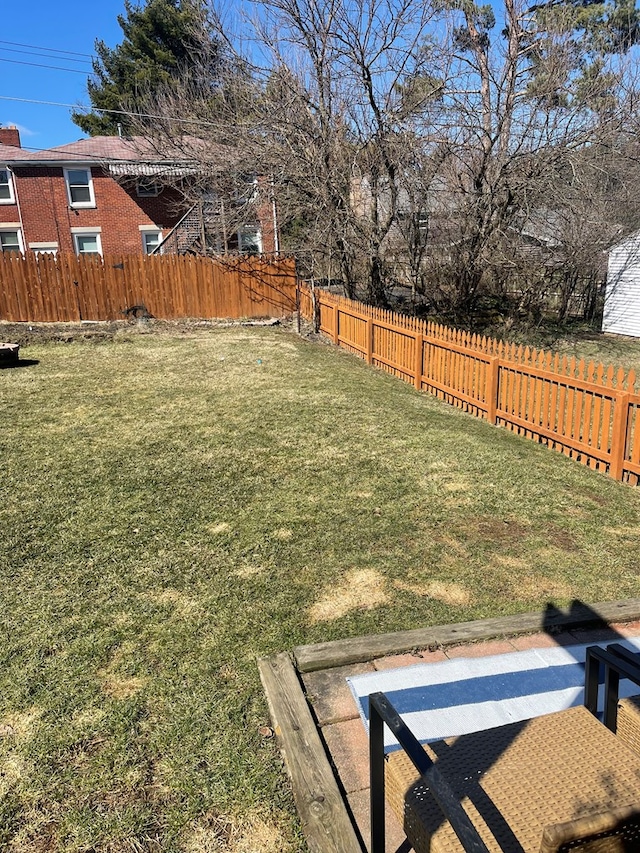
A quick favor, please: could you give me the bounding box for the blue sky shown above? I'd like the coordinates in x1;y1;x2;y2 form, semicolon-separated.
2;0;127;151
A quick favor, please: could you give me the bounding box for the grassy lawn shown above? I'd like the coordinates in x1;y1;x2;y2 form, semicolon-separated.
493;322;640;377
2;325;640;851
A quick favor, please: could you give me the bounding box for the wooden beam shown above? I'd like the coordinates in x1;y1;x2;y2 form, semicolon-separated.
258;652;363;853
294;600;640;672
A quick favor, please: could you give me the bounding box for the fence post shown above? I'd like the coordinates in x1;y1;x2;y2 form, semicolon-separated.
487;357;500;424
333;303;339;345
366;316;373;364
610;391;631;481
311;285;320;333
414;333;423;390
294;280;301;334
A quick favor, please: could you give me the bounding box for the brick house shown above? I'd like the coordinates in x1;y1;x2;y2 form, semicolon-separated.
0;127;278;257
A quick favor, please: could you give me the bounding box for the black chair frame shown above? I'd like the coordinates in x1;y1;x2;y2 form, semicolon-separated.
369;643;640;853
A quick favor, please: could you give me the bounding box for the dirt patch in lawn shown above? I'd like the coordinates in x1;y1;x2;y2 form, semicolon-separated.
544;524;577;551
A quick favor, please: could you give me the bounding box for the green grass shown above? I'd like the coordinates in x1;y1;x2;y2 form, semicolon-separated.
486;320;640;377
551;331;640;377
2;326;640;851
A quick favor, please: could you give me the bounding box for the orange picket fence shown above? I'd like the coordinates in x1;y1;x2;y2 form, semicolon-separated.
0;253;297;322
300;286;640;485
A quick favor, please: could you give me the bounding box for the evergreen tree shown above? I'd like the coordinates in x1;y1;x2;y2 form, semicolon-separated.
72;0;218;136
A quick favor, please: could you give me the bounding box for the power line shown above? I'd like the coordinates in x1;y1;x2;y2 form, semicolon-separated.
15;144;204;163
0;46;94;67
0;39;95;59
0;95;238;130
0;57;89;75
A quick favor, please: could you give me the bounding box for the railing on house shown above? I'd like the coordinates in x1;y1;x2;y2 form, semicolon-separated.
153;202;204;255
153;199;228;255
300;286;640;485
0;253;297;322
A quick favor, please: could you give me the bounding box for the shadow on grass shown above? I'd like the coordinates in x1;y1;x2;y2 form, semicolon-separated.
0;359;39;370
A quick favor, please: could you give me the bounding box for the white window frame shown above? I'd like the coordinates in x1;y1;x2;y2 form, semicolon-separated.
136;179;161;198
30;242;59;257
0;225;23;254
139;227;163;254
233;175;259;206
0;167;15;204
64;167;96;208
71;228;102;256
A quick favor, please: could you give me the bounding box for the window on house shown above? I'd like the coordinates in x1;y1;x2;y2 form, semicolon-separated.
0;229;22;253
73;232;102;255
233;176;258;206
65;168;95;207
30;242;59;257
136;179;161;197
141;230;162;254
239;227;262;255
0;169;14;203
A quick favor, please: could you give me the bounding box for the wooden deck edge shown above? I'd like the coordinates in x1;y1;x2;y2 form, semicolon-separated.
257;652;364;853
294;599;640;672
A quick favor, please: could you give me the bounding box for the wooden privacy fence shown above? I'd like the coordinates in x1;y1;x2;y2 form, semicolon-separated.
0;253;297;322
300;286;640;485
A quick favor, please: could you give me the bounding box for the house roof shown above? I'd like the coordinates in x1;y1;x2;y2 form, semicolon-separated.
608;226;640;251
0;135;226;176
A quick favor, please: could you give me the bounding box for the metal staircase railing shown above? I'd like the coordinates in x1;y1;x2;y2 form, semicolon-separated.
152;203;202;255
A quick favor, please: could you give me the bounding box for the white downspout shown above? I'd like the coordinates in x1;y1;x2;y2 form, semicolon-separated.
271;179;280;256
8;166;26;253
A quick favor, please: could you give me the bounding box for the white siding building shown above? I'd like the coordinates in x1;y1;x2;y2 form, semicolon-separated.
603;231;640;337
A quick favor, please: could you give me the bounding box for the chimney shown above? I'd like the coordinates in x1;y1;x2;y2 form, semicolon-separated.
0;126;21;148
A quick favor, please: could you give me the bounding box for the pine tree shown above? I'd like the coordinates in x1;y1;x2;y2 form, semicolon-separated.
72;0;218;136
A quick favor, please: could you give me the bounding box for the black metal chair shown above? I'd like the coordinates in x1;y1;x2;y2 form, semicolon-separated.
369;644;640;853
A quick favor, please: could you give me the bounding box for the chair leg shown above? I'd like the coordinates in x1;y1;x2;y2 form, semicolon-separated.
370;699;387;853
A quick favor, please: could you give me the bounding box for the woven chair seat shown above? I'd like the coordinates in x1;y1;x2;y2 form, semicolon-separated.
385;705;640;853
617;696;640;757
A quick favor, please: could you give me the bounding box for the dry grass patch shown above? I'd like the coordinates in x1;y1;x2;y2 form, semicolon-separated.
0;708;42;742
511;573;574;601
273;528;293;540
435;535;470;557
183;811;286;853
493;556;573;600
147;589;203;619
100;676;146;700
98;642;147;699
393;579;472;606
603;526;640;537
466;517;530;547
233;563;265;579
308;568;389;623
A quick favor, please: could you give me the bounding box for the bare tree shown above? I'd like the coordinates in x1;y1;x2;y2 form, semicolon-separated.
127;0;640;320
404;0;640;322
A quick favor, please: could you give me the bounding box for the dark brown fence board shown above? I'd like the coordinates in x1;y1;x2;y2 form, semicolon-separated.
0;254;297;323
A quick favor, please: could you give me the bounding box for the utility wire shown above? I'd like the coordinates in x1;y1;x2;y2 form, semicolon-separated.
0;46;94;67
0;39;95;59
0;95;239;131
0;56;89;74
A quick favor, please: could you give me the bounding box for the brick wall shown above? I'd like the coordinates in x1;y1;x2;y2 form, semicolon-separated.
2;160;279;256
0;128;21;148
9;166;185;254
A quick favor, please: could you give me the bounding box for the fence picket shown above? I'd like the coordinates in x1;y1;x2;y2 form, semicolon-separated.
0;253;297;322
297;286;637;485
